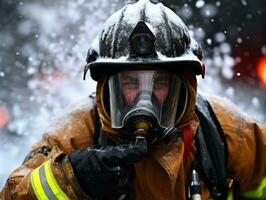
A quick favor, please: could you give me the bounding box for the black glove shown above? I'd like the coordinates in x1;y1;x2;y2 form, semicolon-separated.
69;137;147;199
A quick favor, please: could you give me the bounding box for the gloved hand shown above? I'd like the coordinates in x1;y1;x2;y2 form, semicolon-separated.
69;136;147;199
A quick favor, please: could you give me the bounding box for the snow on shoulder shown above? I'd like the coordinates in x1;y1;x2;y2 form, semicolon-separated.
45;97;96;133
204;94;259;125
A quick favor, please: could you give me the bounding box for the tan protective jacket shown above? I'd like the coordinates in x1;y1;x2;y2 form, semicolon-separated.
1;79;266;200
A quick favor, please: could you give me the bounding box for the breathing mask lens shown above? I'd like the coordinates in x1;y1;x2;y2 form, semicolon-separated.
108;70;181;130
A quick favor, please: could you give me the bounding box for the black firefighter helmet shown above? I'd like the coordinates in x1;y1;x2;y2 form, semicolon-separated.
84;0;205;81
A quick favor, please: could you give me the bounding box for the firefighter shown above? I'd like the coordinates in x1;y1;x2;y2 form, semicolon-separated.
1;0;265;199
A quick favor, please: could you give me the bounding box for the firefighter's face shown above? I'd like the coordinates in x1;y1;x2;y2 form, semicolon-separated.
108;69;181;128
120;70;170;106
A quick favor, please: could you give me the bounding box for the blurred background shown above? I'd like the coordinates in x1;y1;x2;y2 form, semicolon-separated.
0;0;265;187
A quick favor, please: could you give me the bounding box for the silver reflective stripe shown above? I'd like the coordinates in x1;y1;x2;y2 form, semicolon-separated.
39;165;58;200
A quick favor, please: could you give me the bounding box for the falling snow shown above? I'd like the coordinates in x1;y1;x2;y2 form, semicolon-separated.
252;97;260;108
261;45;266;55
214;32;226;43
241;0;248;6
206;38;212;45
225;87;234;98
200;4;218;18
237;37;243;44
195;0;205;8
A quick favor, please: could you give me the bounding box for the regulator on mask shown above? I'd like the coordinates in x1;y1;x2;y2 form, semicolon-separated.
108;70;182;144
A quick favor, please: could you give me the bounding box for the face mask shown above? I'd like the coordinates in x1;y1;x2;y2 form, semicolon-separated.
123;90;161;131
108;69;181;143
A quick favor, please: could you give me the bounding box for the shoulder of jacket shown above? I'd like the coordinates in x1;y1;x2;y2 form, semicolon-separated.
205;95;265;132
48;96;96;130
202;94;259;140
37;97;97;153
203;95;246;127
201;94;266;189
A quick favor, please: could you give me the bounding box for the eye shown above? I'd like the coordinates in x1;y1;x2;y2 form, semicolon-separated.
122;79;139;89
153;79;169;89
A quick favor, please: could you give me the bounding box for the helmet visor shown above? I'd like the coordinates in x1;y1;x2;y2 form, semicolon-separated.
108;70;181;129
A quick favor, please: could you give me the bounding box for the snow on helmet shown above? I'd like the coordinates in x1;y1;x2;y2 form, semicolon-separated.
84;0;205;81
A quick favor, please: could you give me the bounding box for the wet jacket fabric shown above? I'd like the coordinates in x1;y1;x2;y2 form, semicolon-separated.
1;79;266;200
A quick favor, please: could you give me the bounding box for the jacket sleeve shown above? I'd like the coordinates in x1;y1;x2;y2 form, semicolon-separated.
0;98;96;200
208;96;266;197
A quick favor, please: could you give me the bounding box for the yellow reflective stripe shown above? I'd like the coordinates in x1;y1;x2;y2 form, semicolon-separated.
227;191;233;200
44;160;70;200
30;166;49;200
241;177;266;198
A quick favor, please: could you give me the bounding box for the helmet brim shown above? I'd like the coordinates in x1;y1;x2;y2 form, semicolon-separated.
89;57;203;81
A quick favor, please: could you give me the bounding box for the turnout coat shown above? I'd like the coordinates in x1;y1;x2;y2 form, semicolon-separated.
1;77;266;200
